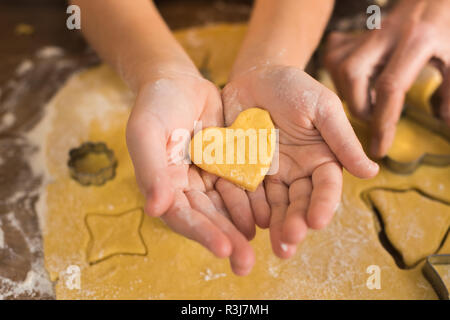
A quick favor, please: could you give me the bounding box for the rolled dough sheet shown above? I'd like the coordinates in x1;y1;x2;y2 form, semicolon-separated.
406;65;442;114
368;189;450;267
39;24;450;299
387;119;450;163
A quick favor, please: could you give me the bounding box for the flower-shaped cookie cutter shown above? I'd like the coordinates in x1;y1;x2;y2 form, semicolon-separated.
423;254;450;300
68;142;117;186
384;105;450;174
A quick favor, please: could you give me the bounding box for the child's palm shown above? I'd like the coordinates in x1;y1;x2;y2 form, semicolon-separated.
127;74;255;275
223;65;378;258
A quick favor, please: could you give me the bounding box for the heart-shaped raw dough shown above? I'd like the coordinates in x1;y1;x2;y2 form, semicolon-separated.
189;108;276;191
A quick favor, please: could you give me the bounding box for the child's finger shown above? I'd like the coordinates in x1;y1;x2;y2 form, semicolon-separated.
206;189;232;220
313;90;379;179
281;178;311;245
247;183;271;229
126;114;174;217
185;189;255;276
266;177;296;259
162;190;232;259
216;178;256;241
307;161;342;230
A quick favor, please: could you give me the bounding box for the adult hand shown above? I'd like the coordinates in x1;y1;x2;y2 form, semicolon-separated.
324;0;450;158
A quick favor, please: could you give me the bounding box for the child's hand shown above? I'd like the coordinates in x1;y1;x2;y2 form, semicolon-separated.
223;65;379;258
126;70;255;275
324;0;450;158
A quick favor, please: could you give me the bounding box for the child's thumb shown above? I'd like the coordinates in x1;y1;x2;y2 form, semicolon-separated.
127;116;174;217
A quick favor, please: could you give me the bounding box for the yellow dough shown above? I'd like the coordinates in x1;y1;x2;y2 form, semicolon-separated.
39;24;450;300
406;65;442;114
190;108;276;192
368;190;450;267
439;237;450;254
72;152;113;175
387;119;450;163
85;208;147;264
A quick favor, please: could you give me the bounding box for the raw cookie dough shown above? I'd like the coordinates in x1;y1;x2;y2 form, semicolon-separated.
439;237;450;254
368;189;450;267
190;108;275;192
39;24;450;299
387;118;450;163
86;208;147;264
406;65;442;114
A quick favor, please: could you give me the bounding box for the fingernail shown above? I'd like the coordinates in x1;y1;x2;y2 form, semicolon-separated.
369;160;379;172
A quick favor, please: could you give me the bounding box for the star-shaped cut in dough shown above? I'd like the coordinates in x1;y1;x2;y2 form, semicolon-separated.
367;189;450;267
85;208;147;264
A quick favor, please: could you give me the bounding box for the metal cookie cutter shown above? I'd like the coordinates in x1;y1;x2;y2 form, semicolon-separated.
68;142;117;186
423;254;450;300
384;105;450;174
